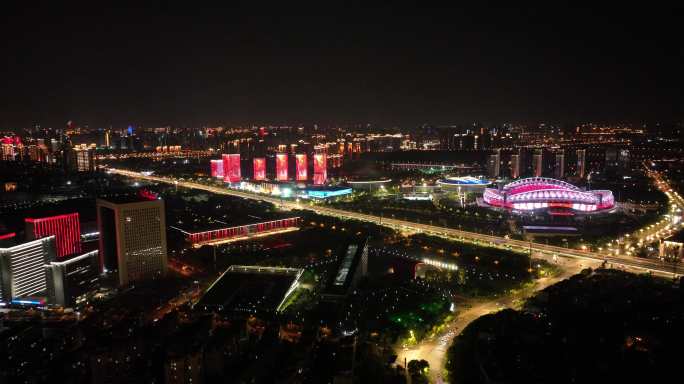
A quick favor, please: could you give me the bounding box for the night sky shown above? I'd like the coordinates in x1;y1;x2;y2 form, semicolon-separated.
1;3;682;129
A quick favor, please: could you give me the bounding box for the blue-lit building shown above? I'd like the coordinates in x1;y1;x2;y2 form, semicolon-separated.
305;186;352;199
437;176;490;193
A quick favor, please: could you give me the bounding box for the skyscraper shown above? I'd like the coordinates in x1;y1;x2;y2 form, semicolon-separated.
487;149;500;178
533;149;543;177
96;197;167;286
25;213;82;259
0;236;56;302
510;153;521;179
554;149;565;179
74;148;95;172
576;149;586;179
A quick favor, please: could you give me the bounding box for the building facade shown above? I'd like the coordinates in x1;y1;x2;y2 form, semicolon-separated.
0;236;56;302
96;198;168;286
25;213;82;259
47;250;100;306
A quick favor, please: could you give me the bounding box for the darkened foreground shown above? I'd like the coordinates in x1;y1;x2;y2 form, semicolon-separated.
446;269;684;384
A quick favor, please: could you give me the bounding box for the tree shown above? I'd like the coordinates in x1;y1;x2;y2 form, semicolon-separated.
407;359;430;383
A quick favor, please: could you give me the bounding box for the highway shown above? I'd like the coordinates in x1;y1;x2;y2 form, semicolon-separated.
107;168;683;276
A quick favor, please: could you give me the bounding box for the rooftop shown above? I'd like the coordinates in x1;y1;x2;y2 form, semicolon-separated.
196;265;303;314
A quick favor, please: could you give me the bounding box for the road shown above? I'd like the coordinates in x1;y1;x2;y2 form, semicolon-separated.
396;254;600;383
108;167;684;276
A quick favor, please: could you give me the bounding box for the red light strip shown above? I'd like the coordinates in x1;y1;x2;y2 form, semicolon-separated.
186;217;301;243
0;232;16;240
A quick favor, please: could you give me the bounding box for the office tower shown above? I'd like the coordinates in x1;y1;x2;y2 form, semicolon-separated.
47;250;100;306
533;149;543;177
25;213;82;259
510;154;521;179
487;150;500;178
0;236;56;302
96;197;168;286
554;150;565;179
576;149;586;179
74;148;95;172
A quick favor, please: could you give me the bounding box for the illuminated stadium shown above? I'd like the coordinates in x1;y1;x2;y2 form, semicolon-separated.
482;177;614;213
437;176;490;193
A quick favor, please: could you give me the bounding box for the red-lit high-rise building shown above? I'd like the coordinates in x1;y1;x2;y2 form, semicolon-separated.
222;154;231;182
313;153;327;185
295;154;308;181
210;159;224;178
276;153;288;181
25;213;81;259
223;153;241;183
253;158;266;180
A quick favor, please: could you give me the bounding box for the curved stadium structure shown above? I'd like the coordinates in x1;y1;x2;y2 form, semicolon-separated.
483;177;614;213
437;176;490;193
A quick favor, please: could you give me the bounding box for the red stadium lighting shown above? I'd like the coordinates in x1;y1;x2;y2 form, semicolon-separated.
25;213;82;259
482;177;615;213
295;154;308;181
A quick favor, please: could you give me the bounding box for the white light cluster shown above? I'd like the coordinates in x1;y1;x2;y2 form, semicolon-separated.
513;202;548;210
572;203;596;212
422;257;458;271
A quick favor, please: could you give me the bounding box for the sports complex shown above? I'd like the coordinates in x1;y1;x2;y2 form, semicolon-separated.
482;177;615;214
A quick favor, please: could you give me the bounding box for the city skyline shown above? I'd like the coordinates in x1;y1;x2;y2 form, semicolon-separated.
2;4;684;383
